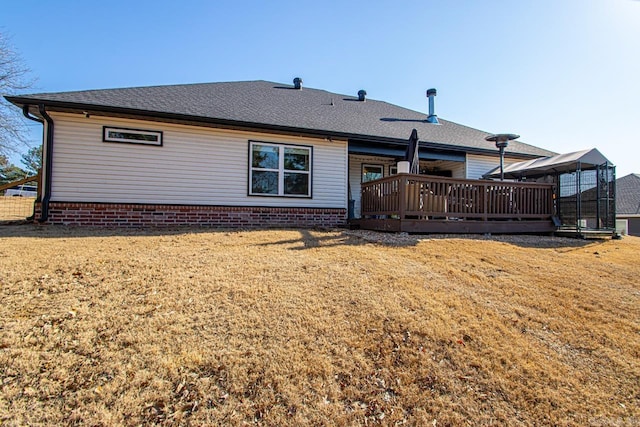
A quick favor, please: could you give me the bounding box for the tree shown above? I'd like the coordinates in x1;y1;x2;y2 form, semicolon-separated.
20;145;41;175
0;32;34;157
0;154;26;184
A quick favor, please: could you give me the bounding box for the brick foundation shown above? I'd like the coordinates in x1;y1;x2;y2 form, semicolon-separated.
35;202;347;228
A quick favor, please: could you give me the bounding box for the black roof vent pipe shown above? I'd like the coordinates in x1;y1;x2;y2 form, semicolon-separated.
358;90;367;102
426;88;439;124
293;77;303;90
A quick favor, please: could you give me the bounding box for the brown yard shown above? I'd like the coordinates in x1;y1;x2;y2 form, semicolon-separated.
0;226;639;426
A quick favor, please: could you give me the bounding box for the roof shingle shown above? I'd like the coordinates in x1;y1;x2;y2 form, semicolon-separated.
616;173;640;215
6;80;555;157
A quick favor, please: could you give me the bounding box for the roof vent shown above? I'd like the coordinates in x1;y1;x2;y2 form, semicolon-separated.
293;77;303;90
357;89;367;102
426;88;439;124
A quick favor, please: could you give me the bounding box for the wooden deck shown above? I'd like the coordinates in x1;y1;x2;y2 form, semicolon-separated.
354;174;556;234
555;227;617;240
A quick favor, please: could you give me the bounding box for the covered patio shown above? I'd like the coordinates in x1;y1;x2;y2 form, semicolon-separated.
484;148;616;237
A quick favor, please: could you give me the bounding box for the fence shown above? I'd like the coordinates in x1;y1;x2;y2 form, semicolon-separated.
0;175;39;222
0;197;35;222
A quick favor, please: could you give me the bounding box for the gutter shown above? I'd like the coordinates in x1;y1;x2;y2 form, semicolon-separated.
22;104;43;124
21;104;53;222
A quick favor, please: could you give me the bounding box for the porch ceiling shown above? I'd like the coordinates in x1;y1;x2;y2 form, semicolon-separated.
348;140;465;162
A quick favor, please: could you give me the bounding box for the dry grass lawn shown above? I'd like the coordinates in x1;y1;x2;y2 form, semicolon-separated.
1;225;639;426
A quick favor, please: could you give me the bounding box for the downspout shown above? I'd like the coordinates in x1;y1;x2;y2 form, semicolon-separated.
21;104;53;222
38;105;54;222
22;104;43;124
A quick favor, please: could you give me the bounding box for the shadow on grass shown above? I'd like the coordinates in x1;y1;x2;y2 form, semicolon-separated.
256;230;606;250
0;224;418;248
0;223;254;239
256;229;420;249
0;224;607;250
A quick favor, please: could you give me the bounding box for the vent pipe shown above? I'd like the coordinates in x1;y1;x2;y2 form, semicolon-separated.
293;77;303;90
426;88;439;124
357;90;367;102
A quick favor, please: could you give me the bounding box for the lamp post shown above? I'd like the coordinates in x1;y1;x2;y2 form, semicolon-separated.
485;133;520;181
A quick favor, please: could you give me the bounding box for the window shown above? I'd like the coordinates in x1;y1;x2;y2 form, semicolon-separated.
362;164;383;182
389;166;398;175
103;126;163;146
249;141;312;197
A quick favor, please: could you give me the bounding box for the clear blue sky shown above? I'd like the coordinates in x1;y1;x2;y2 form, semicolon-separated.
3;0;639;177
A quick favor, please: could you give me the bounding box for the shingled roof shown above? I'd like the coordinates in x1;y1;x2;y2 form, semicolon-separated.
5;80;554;158
616;173;640;216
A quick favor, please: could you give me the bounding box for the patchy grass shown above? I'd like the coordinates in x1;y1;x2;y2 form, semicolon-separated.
0;226;639;426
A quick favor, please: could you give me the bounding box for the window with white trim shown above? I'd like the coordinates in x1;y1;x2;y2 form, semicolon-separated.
103;126;163;146
249;141;312;197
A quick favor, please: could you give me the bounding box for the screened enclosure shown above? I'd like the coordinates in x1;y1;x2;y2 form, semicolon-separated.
556;163;616;230
484;148;616;232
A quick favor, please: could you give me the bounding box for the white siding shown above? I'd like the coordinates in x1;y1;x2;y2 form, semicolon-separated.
465;153;522;180
49;113;347;208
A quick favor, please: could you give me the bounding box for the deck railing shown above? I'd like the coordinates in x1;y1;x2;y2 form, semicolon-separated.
361;174;554;221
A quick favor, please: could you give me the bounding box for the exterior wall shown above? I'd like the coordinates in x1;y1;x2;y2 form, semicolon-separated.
618;216;640;236
629;218;640;237
348;155;398;218
49;113;347;209
432;160;465;179
466;153;523;180
38;202;346;228
348;155;467;218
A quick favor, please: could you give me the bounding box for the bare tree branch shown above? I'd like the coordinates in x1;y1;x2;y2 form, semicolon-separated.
0;32;36;156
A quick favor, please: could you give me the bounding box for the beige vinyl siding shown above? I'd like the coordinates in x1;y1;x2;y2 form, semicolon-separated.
49;113;347;208
465;153;522;180
348;155;398;218
429;160;465;179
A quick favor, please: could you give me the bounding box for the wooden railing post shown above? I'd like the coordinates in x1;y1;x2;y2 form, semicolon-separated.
398;175;407;220
483;182;488;221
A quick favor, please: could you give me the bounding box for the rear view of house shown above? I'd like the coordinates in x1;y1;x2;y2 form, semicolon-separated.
5;79;554;228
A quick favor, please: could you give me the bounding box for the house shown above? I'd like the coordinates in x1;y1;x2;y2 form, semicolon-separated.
5;79;554;228
616;173;640;236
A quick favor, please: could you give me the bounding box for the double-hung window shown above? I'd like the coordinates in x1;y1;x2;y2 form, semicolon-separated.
249;141;312;197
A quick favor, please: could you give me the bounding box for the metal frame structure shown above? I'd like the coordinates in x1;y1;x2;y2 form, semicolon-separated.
556;162;616;232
